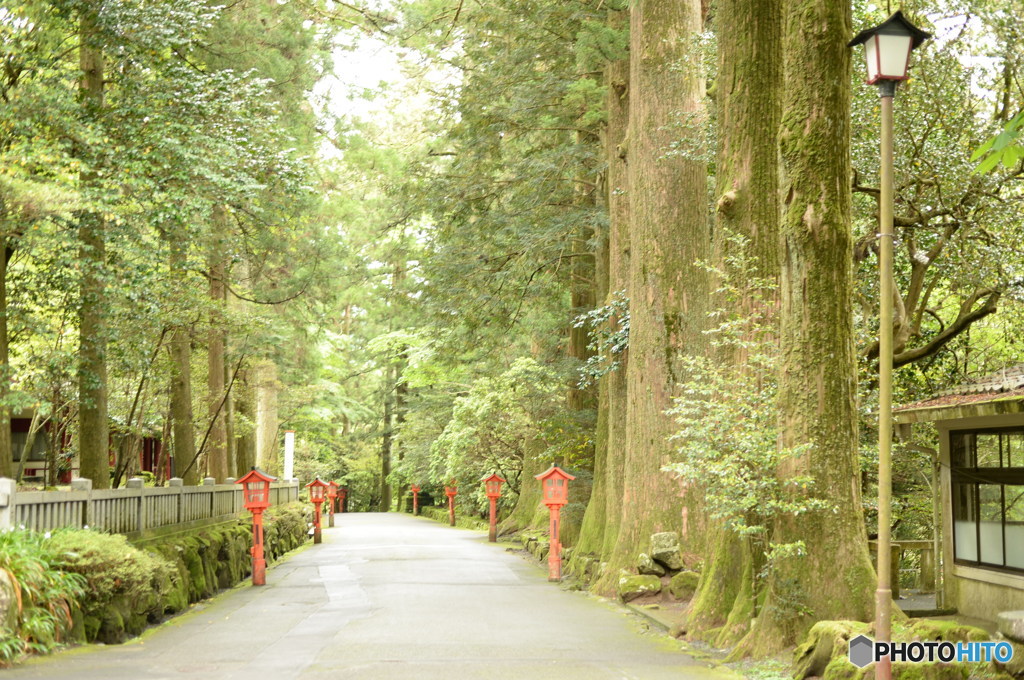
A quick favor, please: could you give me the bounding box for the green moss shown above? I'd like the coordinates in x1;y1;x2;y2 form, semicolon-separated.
908;620;990;643
617;572;662;602
44;502;310;650
669;570;700;600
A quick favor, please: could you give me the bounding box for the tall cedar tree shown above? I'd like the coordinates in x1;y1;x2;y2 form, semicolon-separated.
687;0;782;645
740;0;875;653
595;0;709;592
571;5;630;566
77;10;110;489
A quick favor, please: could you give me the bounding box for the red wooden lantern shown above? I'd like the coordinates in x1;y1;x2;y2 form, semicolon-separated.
535;466;576;581
483;473;504;499
481;473;505;542
444;480;457;526
306;478;329;544
236;467;276;586
339;487;348;513
410;484;421;515
327;480;339;527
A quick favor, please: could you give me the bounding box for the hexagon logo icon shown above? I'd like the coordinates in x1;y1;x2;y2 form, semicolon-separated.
849;634;875;668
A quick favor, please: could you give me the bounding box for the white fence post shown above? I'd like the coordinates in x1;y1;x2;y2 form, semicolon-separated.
0;478;15;530
71;478;92;528
126;477;144;533
169;477;184;524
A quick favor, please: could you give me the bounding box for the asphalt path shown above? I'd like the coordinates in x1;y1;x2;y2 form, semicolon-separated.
6;512;732;680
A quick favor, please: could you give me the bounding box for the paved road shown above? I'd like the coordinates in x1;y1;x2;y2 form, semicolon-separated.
7;513;728;680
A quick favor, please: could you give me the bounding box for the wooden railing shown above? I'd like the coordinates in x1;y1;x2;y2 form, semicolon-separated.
0;476;300;538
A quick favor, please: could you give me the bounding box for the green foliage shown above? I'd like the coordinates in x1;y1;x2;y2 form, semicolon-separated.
0;529;86;667
574;290;629;387
666;238;830;572
424;357;579;513
45;530;173;629
972;111;1024;173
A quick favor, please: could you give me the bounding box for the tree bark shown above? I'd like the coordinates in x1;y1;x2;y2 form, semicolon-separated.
0;244;12;478
235;367;257;476
689;0;782;643
601;22;631;564
206;205;229;482
739;0;875;653
77;13;110;489
380;376;393;512
574;6;630;569
596;0;710;592
255;360;280;475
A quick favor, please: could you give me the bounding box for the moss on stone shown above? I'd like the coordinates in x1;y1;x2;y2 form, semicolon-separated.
51;502;309;650
669;570;700;600
617;572;662;602
908;619;990;643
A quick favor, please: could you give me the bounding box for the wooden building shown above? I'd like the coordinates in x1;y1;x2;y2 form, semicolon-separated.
895;365;1024;622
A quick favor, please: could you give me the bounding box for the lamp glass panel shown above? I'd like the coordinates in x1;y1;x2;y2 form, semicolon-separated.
877;33;912;78
864;38;880;82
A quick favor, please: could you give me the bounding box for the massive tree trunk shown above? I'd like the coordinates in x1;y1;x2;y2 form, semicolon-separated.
235;367;257;477
255;360;280;475
0;244;11;478
596;0;709;592
688;0;782;645
166;235;198;484
573;6;630;569
380;374;393;512
206;205;229;482
77;13;110;489
740;0;875;653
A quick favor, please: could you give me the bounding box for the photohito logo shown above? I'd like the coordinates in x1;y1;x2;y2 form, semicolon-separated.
848;634;1014;668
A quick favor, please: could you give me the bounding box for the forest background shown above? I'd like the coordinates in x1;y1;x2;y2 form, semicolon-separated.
2;0;1023;653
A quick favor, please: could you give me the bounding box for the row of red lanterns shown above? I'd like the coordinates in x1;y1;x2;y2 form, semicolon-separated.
235;468;349;587
305;478;348;544
238;464;575;586
410;465;575;581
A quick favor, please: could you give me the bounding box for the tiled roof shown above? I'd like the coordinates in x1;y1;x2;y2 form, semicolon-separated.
896;364;1024;413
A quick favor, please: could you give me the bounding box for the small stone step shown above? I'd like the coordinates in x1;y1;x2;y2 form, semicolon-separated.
997;611;1024;643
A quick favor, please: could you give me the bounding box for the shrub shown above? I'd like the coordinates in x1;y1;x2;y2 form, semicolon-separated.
45;530;175;643
0;529;86;667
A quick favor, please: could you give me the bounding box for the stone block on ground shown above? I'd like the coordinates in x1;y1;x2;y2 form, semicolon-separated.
668;570;699;600
793;620;870;680
649;532;684;571
637;553;665;576
617;572;662;603
998;611;1024;644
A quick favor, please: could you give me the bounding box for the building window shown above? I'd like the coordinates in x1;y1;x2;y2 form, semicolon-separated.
951;429;1024;573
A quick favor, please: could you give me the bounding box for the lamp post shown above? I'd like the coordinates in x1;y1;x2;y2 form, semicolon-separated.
306;477;329;544
535;466;575;582
410;484;421;515
482;474;505;542
339;487;348;513
327;480;339;528
445;480;458;526
236;467;276;586
849;12;930;680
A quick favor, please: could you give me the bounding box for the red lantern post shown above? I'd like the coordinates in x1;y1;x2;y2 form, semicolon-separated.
410;484;421;515
339;487;348;513
481;474;505;543
444;480;458;526
535;466;575;581
327;480;339;528
306;478;329;544
236;467;276;586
